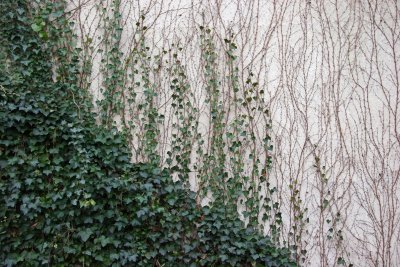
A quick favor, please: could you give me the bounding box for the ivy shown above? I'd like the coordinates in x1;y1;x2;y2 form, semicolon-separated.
0;0;295;266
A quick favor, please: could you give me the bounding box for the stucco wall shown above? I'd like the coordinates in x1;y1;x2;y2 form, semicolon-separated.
67;0;400;266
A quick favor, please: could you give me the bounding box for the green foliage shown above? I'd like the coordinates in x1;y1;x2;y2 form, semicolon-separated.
0;0;295;266
198;27;227;202
166;46;197;186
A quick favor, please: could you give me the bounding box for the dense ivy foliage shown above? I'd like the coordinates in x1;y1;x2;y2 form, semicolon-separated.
0;0;295;266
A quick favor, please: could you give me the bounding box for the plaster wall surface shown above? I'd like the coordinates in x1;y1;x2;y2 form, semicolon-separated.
68;1;400;266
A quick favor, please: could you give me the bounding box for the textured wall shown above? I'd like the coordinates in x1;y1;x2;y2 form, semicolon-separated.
68;0;400;266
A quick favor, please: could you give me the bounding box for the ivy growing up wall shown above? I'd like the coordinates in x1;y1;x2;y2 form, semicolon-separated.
0;0;295;266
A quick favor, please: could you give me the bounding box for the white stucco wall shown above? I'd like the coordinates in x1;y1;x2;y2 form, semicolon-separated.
68;0;400;266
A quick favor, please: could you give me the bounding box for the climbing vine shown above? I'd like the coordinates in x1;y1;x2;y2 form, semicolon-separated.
0;0;295;266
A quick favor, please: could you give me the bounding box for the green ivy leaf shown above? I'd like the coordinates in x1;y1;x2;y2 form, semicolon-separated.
31;24;41;32
78;229;93;242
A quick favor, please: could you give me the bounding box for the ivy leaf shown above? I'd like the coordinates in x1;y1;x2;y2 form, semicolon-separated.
78;229;93;242
31;24;41;32
52;10;64;18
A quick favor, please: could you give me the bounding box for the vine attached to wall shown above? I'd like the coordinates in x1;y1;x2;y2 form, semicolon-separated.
0;0;295;266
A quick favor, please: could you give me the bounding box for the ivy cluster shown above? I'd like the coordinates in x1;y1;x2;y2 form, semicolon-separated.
0;1;295;266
